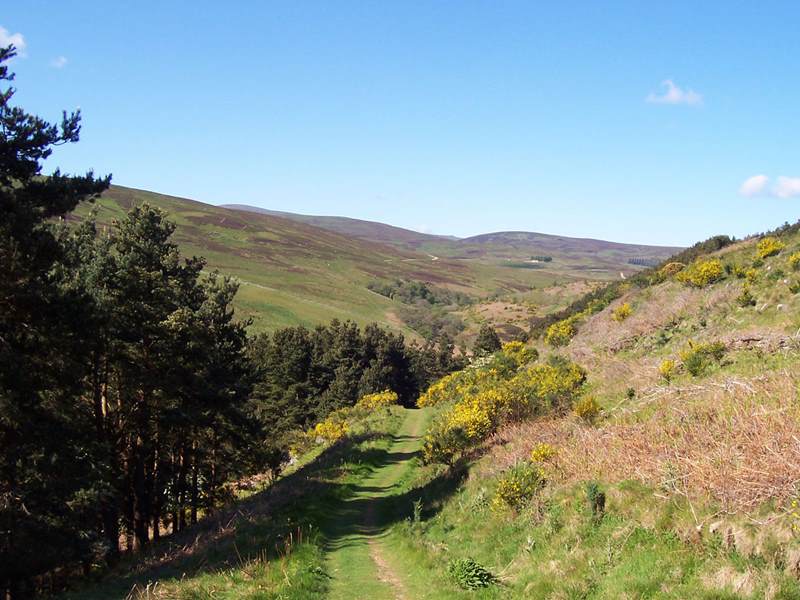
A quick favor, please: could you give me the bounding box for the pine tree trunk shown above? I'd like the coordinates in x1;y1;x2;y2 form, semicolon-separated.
190;437;198;525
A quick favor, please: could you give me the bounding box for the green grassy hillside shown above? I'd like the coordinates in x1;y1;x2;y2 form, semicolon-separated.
58;223;800;598
74;186;676;336
386;225;800;598
73;186;565;334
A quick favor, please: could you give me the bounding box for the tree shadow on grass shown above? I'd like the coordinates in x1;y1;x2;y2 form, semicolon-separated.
62;423;470;599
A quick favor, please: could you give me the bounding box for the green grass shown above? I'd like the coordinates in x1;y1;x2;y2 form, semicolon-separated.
390;465;800;599
61;401;800;599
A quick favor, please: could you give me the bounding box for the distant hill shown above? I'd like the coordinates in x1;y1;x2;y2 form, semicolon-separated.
223;204;681;269
221;204;453;249
70;186;681;334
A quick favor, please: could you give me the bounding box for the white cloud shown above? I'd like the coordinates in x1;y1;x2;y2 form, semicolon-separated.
773;176;800;199
739;175;800;199
739;174;769;197
0;26;26;56
50;55;68;68
646;80;703;106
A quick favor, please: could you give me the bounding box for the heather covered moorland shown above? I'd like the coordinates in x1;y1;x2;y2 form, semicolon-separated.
5;3;800;599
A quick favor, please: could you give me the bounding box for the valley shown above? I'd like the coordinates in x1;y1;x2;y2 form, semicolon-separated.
75;185;678;344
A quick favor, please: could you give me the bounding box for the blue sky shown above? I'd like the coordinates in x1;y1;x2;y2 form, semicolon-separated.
3;2;799;245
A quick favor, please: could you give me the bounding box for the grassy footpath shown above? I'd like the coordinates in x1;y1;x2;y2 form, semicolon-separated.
322;407;428;599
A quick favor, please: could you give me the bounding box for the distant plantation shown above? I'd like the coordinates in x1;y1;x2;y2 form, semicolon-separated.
627;257;660;267
366;278;473;306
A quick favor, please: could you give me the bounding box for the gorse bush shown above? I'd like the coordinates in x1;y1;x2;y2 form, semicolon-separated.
659;359;676;383
417;342;536;408
420;353;585;465
676;259;724;287
311;411;350;444
611;302;633;322
574;396;601;422
491;463;546;512
653;261;686;283
756;236;785;259
447;557;496;589
679;340;726;377
530;442;557;463
736;284;756;307
356;389;398;410
501;340;538;365
788;251;800;270
421;424;470;466
545;318;576;347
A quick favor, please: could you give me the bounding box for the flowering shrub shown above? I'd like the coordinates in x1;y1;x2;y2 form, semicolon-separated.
500;340;537;366
651;262;686;284
312;412;349;444
504;361;587;419
611;302;632;322
790;498;800;535
659;359;676;383
676;259;724;287
417;370;485;408
756;236;785;259
421;423;469;465
491;463;546;512
529;442;557;463
356;389;398;410
789;252;800;271
745;267;759;283
421;358;585;464
574;396;600;422
417;342;539;408
679;340;725;377
545;318;576;347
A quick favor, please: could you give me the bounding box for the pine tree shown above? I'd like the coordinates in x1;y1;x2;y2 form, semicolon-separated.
0;45;110;597
473;324;502;356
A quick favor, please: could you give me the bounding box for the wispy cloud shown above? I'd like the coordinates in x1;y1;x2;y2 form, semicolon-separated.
739;175;769;197
739;175;800;199
773;176;800;199
0;25;26;56
50;55;68;69
646;80;703;106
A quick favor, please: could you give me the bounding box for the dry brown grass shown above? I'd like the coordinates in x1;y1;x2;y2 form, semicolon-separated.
570;282;736;356
485;367;800;512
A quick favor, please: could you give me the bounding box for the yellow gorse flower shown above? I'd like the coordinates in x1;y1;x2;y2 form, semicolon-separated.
420;356;585;464
356;389;398;410
756;236;785;259
676;259;724;287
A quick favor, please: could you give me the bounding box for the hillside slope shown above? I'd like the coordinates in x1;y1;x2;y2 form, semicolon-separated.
222;203;452;248
75;185;676;335
76;186;583;333
59;226;800;598
223;202;681;276
395;225;800;597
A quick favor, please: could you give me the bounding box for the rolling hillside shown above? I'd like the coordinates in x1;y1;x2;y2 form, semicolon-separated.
223;203;681;274
74;186;679;335
62;224;800;599
222;203;453;248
